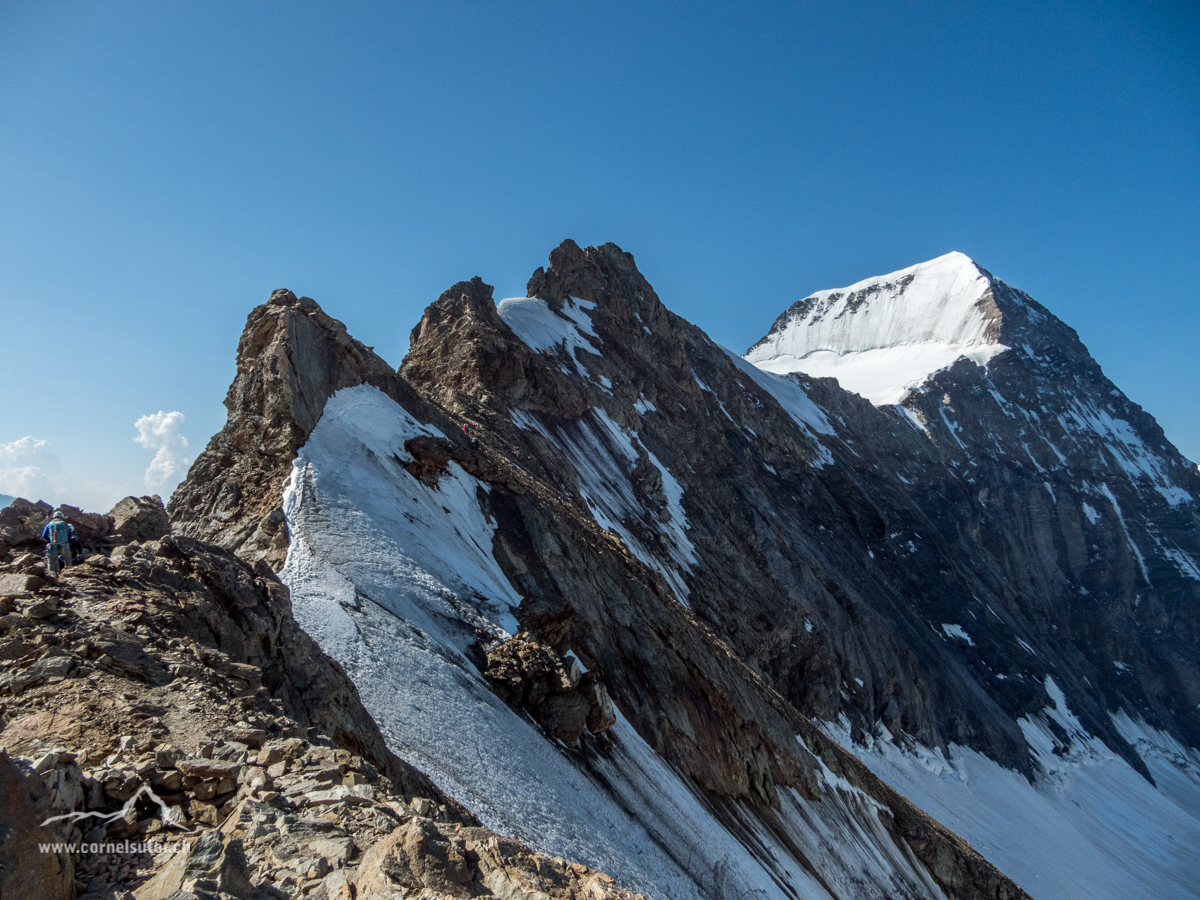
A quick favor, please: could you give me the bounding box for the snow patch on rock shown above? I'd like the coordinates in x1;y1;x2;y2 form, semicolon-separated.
511;407;696;605
498;295;601;378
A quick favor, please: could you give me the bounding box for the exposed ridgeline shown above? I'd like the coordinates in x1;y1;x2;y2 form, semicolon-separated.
169;240;1200;899
171;255;1027;900
170;290;438;571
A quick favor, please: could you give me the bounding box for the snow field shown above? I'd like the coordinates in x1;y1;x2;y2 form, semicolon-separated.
745;252;1009;406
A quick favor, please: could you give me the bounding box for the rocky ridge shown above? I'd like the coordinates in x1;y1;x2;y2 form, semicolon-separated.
29;237;1192;899
0;499;648;900
169;249;1031;899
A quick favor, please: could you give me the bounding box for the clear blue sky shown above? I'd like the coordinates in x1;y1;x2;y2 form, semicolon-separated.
1;0;1197;511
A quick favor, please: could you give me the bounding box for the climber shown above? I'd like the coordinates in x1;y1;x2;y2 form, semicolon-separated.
41;510;75;575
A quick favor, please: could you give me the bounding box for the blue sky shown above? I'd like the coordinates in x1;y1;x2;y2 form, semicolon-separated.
1;0;1197;511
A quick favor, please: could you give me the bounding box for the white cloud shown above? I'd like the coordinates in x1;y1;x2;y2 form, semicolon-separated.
134;411;192;493
0;436;63;504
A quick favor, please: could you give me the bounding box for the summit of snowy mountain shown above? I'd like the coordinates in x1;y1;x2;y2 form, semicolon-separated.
745;251;1008;404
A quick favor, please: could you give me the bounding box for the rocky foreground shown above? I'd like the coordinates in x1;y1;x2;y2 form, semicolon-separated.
0;498;645;900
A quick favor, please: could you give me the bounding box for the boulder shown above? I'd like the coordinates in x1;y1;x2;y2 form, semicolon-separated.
484;634;598;745
108;495;170;542
581;674;617;736
0;573;45;599
0;498;53;545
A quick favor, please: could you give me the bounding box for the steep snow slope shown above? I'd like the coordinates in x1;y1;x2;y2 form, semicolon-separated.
281;384;955;900
745;252;1007;404
821;699;1200;900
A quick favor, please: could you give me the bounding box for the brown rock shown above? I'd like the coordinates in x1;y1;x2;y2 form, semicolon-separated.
107;495;170;543
176;758;242;780
484;634;598;745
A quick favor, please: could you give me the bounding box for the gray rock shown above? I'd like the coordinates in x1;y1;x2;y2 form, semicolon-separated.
0;750;74;900
0;498;53;545
0;573;44;598
108;495;170;542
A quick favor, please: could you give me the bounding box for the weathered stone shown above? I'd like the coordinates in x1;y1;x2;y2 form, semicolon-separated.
176;758;242;781
150;769;184;792
0;573;45;598
133;829;255;899
581;675;616;736
0;499;53;546
228;726;268;748
4;655;76;692
256;738;303;768
108;495;170;543
22;595;59;618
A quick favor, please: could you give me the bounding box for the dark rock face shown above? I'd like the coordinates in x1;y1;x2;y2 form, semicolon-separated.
400;273;593;420
883;274;1200;757
397;240;1199;782
734;261;1200;772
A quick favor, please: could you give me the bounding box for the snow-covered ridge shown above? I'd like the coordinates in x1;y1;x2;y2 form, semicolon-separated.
745;252;1009;405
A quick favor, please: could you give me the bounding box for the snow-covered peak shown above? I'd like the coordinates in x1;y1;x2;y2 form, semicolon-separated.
745;252;1008;405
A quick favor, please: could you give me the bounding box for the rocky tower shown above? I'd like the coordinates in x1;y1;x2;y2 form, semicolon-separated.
166;240;1200;900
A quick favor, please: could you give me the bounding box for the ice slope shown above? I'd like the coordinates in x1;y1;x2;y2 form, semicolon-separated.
745;252;1008;405
510;406;697;605
280;384;956;900
821;676;1200;900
